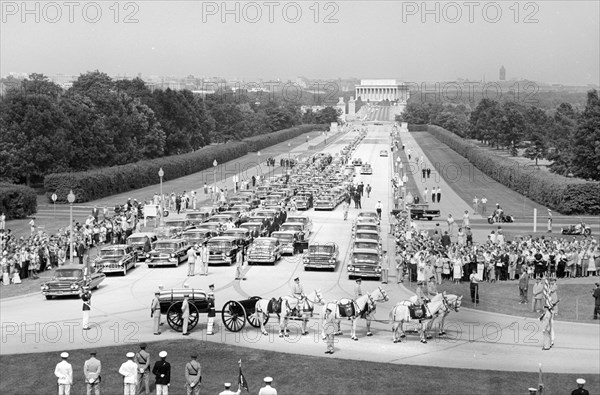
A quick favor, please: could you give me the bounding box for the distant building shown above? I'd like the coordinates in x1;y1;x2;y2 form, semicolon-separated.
499;66;506;81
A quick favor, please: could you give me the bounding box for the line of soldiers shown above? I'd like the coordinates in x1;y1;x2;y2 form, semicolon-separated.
54;347;278;395
54;346;201;395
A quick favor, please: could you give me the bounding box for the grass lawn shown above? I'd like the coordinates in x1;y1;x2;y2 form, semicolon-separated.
1;339;598;395
404;278;600;323
410;132;543;219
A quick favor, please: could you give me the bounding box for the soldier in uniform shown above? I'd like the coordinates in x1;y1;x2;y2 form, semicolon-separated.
540;304;555;350
152;351;171;395
572;378;590;395
353;279;363;300
186;245;196;276
118;352;138;395
185;352;202;395
54;352;73;395
81;287;92;330
135;343;150;395
84;350;101;395
151;291;161;335
258;377;277;395
218;382;241;395
182;294;190;336
290;277;304;312
323;308;336;354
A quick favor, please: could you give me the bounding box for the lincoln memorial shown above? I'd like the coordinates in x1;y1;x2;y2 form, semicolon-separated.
355;79;409;103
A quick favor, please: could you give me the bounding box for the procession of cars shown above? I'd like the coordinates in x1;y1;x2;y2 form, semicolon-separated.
41;129;379;298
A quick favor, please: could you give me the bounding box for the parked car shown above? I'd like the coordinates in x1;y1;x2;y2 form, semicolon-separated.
303;243;339;271
271;231;303;255
154;226;179;240
285;215;313;235
379;150;388;157
206;236;240;265
347;248;382;280
41;265;105;300
164;219;191;236
222;228;253;246
239;221;269;238
353;230;382;246
314;196;337;211
360;164;373;175
126;232;157;259
185;211;211;226
353;222;380;234
247;237;281;265
352;238;382;254
147;239;190;267
195;221;225;235
279;222;308;240
182;229;218;246
356;211;381;224
294;196;312;210
352;158;363;166
93;244;137;275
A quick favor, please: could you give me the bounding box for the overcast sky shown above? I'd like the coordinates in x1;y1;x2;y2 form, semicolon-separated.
1;1;598;84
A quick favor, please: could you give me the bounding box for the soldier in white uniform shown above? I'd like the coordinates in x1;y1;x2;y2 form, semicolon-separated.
182;294;190;336
151;291;161;335
290;277;304;309
84;350;101;395
218;382;241;395
258;377;277;395
353;279;363;300
118;352;138;395
54;352;73;395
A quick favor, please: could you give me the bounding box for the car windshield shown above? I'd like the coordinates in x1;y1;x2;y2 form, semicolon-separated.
165;221;186;227
254;239;276;247
356;233;378;241
56;269;83;279
241;224;260;231
309;245;334;254
224;230;245;236
186;213;207;219
273;234;294;242
208;241;231;248
358;213;378;220
287;217;306;223
156;228;174;237
356;225;377;231
127;237;147;244
100;249;125;257
183;232;205;240
280;224;301;232
155;242;178;250
353;253;378;261
354;242;378;249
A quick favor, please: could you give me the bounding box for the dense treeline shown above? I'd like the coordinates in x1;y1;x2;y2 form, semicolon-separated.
0;72;340;185
398;89;600;181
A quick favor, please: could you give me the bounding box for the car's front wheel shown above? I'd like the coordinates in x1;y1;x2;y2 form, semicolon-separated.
45;295;52;300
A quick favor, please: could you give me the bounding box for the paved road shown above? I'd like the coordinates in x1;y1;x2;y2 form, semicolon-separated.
2;120;598;375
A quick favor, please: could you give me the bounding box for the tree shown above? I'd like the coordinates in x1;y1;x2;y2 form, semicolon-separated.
570;90;600;180
497;102;526;155
523;132;547;166
547;103;579;175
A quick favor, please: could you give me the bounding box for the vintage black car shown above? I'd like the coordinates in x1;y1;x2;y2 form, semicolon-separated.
94;244;137;275
207;236;240;265
147;239;190;267
223;228;253;246
185;211;211;226
303;243;339;271
182;229;219;246
239;221;269;238
41;265;105;300
126;232;157;258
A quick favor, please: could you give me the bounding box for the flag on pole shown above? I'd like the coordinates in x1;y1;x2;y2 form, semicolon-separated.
542;274;552;308
238;360;249;392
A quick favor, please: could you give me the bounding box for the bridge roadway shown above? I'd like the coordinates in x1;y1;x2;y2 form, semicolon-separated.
1;120;598;375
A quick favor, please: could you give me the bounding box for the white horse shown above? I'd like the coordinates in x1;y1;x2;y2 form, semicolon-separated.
425;293;463;336
255;290;324;337
321;287;389;341
389;293;450;343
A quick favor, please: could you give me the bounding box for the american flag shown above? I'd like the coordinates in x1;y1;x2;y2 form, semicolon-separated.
542;275;552;309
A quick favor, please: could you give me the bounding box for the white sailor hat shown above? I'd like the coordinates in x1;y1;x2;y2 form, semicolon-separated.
264;377;273;383
576;378;586;385
159;351;167;358
224;382;232;387
60;352;69;358
126;352;135;358
528;388;537;393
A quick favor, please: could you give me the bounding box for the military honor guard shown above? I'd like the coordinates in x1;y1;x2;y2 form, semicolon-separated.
258;377;277;395
84;350;101;395
135;343;151;395
54;352;73;395
540;304;555;350
152;351;171;395
151;290;161;335
323;308;336;354
186;245;196;276
118;352;138;395
182;294;190;336
184;352;202;395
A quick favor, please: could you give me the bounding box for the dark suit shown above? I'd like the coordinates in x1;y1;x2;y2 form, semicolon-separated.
152;360;171;386
77;243;85;265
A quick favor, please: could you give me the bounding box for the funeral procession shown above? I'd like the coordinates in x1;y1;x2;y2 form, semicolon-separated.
2;2;600;393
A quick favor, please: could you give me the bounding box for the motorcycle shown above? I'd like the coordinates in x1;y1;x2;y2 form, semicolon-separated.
561;223;592;236
487;213;514;224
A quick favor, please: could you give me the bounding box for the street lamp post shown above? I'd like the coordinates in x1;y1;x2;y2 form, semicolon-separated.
213;160;218;203
158;168;164;225
67;190;75;265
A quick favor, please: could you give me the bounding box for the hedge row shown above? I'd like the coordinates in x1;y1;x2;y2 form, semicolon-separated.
0;183;37;220
427;125;600;215
44;125;327;203
408;124;428;132
243;124;328;152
